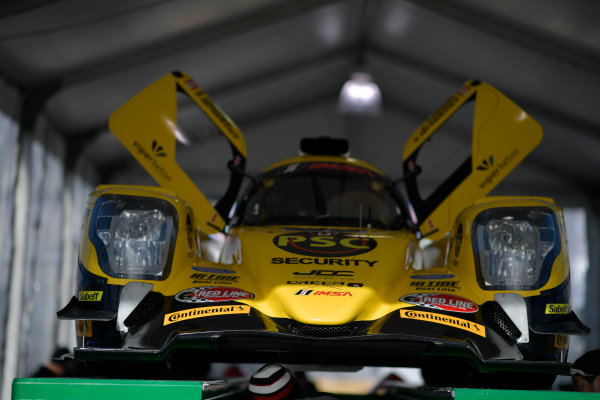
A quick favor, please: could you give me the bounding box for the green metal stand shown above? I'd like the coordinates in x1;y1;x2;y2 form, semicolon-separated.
12;378;600;400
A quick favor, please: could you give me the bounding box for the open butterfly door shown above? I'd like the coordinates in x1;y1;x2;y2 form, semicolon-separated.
402;80;543;241
109;71;247;234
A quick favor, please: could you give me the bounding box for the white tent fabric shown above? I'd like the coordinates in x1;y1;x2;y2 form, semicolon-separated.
0;80;20;398
0;79;97;398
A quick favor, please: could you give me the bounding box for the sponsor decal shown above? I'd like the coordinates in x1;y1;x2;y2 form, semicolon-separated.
400;309;485;337
186;214;194;249
287;281;363;287
273;232;376;257
413;89;467;143
476;156;494;171
77;320;93;337
198;95;240;139
410;280;460;292
400;293;478;313
184;79;199;90
307;162;375;179
151;140;166;157
409;274;455;280
164;305;250;325
271;257;377;267
294;289;352;297
175;287;254;303
454;223;463;258
293;270;354;277
478;148;520;189
132;140;172;182
284;163;300;173
78;291;103;302
192;266;236;274
545;303;569;314
554;334;569;349
190;273;239;285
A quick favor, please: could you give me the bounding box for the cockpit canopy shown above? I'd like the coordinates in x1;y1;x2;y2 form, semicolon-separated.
239;160;407;229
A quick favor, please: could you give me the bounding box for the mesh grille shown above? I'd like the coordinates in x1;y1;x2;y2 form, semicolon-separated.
288;321;356;337
124;292;163;327
482;302;521;340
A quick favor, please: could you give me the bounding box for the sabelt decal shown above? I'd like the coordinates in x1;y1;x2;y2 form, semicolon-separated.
400;309;486;337
274;232;376;257
164;305;251;325
400;293;478;313
78;291;103;302
175;287;254;303
545;303;568;314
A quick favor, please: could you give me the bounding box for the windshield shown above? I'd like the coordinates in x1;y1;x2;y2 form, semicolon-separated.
240;162;406;229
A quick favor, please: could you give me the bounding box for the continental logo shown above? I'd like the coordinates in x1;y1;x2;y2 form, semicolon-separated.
78;291;102;302
274;232;376;257
400;309;486;337
163;305;250;325
478;148;520;189
546;303;568;314
132;140;172;182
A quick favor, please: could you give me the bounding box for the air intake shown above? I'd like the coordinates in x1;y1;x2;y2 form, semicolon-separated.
288;321;356;337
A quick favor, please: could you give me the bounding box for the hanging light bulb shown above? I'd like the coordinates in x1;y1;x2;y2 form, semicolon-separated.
337;71;382;116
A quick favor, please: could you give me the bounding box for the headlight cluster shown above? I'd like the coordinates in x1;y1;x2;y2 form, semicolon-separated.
90;195;177;280
472;207;560;290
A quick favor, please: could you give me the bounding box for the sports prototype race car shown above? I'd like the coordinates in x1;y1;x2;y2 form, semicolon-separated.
58;72;589;389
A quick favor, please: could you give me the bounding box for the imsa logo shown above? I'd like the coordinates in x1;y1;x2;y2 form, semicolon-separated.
294;289;352;296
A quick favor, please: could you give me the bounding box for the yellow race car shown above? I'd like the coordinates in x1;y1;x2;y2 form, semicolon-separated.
58;72;588;389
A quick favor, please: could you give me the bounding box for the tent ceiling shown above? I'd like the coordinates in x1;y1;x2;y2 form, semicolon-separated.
1;0;599;200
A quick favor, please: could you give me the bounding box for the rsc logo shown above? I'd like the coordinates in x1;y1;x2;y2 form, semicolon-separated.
273;232;377;257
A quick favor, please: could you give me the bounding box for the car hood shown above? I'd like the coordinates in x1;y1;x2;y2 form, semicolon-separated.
228;226;418;325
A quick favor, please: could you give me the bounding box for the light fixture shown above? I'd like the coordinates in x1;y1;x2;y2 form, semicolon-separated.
337;71;382;116
337;1;381;116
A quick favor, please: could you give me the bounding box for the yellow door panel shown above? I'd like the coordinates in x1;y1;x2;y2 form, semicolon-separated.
402;80;542;241
108;71;247;234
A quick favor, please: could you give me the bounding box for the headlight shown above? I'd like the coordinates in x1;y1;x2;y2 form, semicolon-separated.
472;207;560;290
90;195;177;280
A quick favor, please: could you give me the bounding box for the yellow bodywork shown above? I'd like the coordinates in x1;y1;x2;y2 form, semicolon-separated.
68;73;582;374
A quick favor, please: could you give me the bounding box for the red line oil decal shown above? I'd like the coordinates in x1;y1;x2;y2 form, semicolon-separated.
175;287;254;303
400;293;478;313
274;232;376;257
